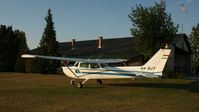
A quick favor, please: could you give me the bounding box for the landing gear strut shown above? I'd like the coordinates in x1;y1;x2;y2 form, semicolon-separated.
70;79;89;88
76;79;89;88
77;82;83;88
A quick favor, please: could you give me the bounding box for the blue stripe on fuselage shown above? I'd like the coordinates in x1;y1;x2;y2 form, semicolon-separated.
104;69;161;74
78;68;161;74
81;72;137;77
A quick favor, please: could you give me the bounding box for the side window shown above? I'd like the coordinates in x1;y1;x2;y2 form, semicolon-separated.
80;63;89;68
90;63;99;69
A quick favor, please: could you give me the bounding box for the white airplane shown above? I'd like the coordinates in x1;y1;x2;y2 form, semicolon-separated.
22;48;171;88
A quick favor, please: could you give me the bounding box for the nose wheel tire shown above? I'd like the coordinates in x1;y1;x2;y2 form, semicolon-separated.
77;82;83;88
70;80;75;85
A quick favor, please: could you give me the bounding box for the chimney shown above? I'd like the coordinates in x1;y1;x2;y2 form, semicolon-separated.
71;39;75;49
98;36;103;48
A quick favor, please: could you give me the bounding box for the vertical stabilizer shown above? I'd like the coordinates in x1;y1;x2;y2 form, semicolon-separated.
141;49;171;76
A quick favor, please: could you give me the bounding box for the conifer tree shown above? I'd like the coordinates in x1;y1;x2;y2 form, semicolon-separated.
190;23;199;73
0;25;17;71
40;9;58;56
0;25;28;72
14;30;29;72
37;9;59;74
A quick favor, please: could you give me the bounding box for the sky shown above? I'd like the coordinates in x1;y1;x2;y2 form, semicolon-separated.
0;0;198;49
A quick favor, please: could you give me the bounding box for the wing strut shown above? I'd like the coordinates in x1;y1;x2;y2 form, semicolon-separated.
66;65;78;78
62;61;78;78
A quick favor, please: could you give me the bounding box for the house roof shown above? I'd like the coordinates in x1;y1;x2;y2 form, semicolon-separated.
58;34;191;59
171;34;191;53
30;34;191;59
58;37;140;59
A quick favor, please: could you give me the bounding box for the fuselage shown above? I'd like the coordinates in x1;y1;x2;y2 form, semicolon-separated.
62;62;162;80
61;49;171;80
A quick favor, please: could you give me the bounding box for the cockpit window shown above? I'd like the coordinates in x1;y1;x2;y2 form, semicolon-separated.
90;63;99;69
80;63;89;68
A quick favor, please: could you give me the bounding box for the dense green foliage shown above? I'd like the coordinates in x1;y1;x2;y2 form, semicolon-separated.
189;23;199;73
129;2;178;59
0;25;28;72
26;9;59;74
25;58;47;73
14;30;29;72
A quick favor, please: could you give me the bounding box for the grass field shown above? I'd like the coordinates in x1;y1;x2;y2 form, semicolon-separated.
0;73;199;112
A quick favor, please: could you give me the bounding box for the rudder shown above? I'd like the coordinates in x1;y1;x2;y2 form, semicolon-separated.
141;49;171;76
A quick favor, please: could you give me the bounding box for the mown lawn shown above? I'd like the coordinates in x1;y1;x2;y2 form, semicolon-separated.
0;73;199;112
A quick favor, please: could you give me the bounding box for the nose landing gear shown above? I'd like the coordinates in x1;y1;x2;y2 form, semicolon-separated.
70;79;89;88
77;82;83;88
70;80;75;85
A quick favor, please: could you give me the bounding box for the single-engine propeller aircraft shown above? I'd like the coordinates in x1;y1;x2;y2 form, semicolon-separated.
22;48;171;88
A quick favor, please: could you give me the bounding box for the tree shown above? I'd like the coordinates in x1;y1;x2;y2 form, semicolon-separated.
0;25;29;72
27;9;59;74
128;1;178;59
0;25;17;71
14;30;29;72
25;58;47;73
40;9;58;56
189;23;199;73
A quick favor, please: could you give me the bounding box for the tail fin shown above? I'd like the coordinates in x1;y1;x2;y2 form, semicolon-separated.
141;49;171;76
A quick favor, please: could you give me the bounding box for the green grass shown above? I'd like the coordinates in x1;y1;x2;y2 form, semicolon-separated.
0;73;199;112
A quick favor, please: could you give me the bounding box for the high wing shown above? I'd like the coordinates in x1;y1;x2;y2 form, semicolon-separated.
21;54;126;63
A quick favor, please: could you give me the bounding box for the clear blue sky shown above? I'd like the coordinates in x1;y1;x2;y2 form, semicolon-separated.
0;0;198;49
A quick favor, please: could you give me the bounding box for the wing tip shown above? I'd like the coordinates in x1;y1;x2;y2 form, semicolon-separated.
21;54;36;58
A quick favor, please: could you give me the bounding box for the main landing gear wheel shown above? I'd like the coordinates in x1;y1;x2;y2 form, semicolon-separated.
70;80;75;85
96;79;103;85
77;82;83;88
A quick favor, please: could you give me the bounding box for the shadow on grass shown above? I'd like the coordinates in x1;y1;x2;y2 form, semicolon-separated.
108;80;199;93
82;86;105;89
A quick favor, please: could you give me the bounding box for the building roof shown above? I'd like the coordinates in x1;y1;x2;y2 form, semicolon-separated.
58;37;140;59
171;34;191;53
58;34;191;59
30;34;191;59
